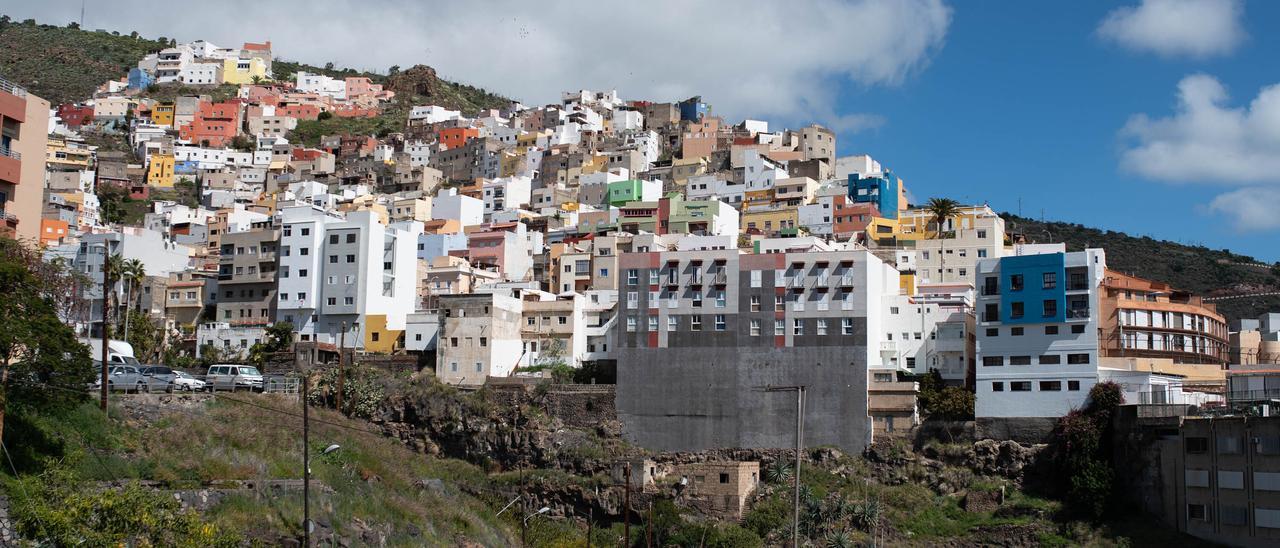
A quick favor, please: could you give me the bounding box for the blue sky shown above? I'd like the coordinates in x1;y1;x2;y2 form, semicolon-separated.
836;0;1280;261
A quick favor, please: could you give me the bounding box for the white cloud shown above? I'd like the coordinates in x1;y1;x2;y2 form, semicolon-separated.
1207;188;1280;231
3;0;952;130
1097;0;1245;58
1119;74;1280;184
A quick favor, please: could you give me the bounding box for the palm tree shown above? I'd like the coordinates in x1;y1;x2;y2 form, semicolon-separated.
924;197;961;283
121;259;145;341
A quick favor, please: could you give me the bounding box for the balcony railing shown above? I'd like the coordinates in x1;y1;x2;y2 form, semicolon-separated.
0;77;26;97
0;146;20;160
839;274;856;286
712;271;727;285
1067;308;1091;319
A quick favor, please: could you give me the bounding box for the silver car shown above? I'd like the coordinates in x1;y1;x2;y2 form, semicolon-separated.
138;366;179;393
104;365;146;393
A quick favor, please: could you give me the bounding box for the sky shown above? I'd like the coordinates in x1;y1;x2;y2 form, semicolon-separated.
2;0;1278;260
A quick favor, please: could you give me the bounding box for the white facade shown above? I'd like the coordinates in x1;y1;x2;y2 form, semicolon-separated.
610;110;643;132
295;72;346;99
835;154;883;180
685;174;745;205
196;322;266;359
408;105;461;124
432;189;485;227
482;176;533;217
975;249;1108;418
179;62;221;85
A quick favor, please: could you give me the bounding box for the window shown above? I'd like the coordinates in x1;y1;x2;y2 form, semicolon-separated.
527;317;536;326
1040;381;1062;391
329;255;338;264
906;357;916;368
750;270;762;288
842;318;854;335
890;306;900;314
817;319;828;335
1068;380;1080;391
1011;327;1024;336
750;295;761;312
691;290;703;307
626;317;637;332
599;268;609;278
280;293;290;301
1185;437;1209;453
1042;272;1056;289
1011;302;1024;319
627;291;639;308
300;247;309;255
977;249;987;258
1045;325;1059;335
327;297;336;305
977;229;987;239
775;295;785;311
299;269;308;278
691;316;702;331
983;356;1004;367
714;314;726;331
1218;435;1242;454
1039;354;1061;365
627;269;638;285
750;319;761;336
346;254;356;263
1010;356;1032;365
344;297;354;305
1221;505;1247;526
1187;504;1208;522
649;270;659;284
715;291;726;308
668;316;678;332
328;276;337;284
984;303;998;321
1042;299;1057;318
774;319;785;336
558;316;567;325
991;382;1004;392
1067;353;1090;365
346;233;356;243
329;234;339;244
793;319;804;336
986;328;999;337
1010;381;1032;392
1010;274;1024;291
1071;324;1085;334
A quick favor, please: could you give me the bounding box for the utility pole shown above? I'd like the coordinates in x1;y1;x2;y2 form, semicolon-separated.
623;462;631;546
646;502;653;548
588;506;593;547
336;321;346;413
99;244;110;411
300;344;312;547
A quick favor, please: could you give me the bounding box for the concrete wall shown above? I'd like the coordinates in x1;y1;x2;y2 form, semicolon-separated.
617;346;872;452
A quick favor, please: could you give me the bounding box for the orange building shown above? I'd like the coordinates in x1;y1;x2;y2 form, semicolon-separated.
439;127;479;150
39;218;68;245
178;101;242;147
832;197;881;238
1098;270;1229;366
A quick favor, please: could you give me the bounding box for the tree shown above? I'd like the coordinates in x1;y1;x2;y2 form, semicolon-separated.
126;311;161;364
120;259;145;340
0;240;95;443
324;62;335;71
924;197;961;282
248;322;293;366
388;65;401;76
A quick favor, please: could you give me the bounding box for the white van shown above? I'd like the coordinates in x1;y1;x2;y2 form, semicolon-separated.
81;338;140;367
205;364;264;392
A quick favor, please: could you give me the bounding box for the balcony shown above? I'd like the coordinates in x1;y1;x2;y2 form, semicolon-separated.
838;274;856;287
789;276;807;289
712;271;728;286
879;341;897;355
1067;308;1090;320
687;273;703;286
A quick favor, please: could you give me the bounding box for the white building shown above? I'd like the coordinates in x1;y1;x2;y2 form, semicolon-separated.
275;206;423;350
436;293;524;386
975;248;1107;418
408;105;461;124
481;176;533;217
179;62;222;85
432;189;485;227
295;72;346;99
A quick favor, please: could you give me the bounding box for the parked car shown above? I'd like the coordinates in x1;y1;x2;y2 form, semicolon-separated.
93;365;146;393
171;370;207;392
205;364;263;392
138;366;179;393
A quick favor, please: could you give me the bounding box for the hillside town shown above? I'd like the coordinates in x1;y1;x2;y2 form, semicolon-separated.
3;34;1280;546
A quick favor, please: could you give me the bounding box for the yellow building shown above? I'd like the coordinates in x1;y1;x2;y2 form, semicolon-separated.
221;57;269;85
146;154;175;187
363;314;401;354
46;137;92;170
741;206;799;235
892;204;1002;242
152;102;175;127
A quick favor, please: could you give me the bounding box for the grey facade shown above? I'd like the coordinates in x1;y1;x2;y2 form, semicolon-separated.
614;247;885;452
216;221;279;324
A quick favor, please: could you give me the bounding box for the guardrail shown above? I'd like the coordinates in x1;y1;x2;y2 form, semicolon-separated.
0;76;27;97
0;146;20;160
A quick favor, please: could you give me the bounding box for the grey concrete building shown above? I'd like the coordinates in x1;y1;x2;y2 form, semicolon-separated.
614;244;896;452
215;220;279;325
1174;416;1280;546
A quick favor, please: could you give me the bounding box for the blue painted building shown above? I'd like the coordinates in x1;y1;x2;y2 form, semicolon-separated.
418;232;468;261
849;171;902;220
997;253;1066;324
677;96;707;122
128;68;154;90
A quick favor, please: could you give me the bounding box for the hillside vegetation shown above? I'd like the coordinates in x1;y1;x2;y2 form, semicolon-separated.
1003;213;1280;322
0;17;513;117
0;18;170;104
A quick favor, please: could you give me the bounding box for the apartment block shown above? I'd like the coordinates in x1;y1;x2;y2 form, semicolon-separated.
1099;270;1229;366
1176;417;1280;546
214;220;279;325
614;240;895;452
975;249;1107;418
0;76;49;242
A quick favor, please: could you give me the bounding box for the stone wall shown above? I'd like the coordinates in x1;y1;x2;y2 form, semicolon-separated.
974;417;1059;444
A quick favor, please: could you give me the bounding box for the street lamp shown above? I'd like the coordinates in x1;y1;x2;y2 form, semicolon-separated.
520;506;551;547
303;435;340;544
760;384;806;548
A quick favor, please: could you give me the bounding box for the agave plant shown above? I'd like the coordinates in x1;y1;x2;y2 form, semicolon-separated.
765;459;793;484
822;528;854;548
